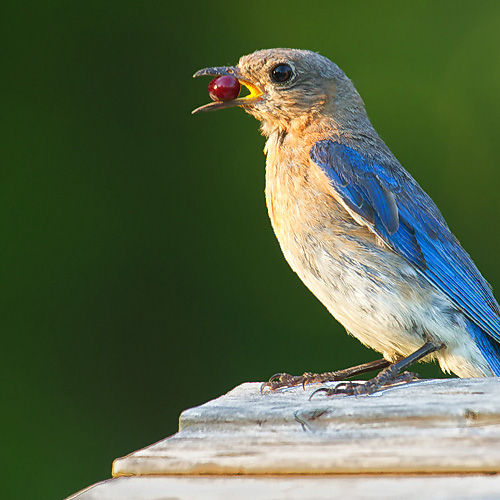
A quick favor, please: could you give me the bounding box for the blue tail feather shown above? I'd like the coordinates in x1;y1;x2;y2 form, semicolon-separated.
465;321;500;375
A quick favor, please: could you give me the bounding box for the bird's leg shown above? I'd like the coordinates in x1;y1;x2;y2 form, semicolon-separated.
260;358;391;393
311;340;444;398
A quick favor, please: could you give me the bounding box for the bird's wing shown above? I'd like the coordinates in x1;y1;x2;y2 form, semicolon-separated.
310;139;500;344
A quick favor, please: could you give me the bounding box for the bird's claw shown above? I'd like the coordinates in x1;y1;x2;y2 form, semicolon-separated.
260;372;321;393
309;380;364;399
309;371;420;398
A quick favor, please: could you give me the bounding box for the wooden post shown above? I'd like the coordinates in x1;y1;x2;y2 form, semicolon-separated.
68;378;500;499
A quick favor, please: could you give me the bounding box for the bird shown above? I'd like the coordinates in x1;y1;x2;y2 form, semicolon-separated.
192;48;500;395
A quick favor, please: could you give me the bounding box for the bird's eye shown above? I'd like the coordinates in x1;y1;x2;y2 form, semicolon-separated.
271;63;293;83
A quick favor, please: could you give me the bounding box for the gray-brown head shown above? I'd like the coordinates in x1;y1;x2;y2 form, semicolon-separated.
193;48;369;136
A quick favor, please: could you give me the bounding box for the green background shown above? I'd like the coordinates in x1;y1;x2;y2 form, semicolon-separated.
3;1;500;498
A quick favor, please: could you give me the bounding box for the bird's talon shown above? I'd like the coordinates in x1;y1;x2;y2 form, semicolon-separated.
309;387;330;400
269;373;285;383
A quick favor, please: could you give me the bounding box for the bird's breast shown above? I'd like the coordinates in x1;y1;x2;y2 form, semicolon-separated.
264;132;361;261
264;132;382;306
264;133;440;358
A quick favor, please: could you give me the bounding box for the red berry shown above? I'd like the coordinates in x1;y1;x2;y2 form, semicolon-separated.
208;75;241;102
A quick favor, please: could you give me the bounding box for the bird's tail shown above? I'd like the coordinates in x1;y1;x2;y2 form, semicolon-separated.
466;320;500;375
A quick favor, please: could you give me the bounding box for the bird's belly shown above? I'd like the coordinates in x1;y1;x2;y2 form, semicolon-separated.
279;228;430;358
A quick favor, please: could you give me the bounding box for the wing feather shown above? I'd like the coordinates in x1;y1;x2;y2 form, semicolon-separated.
310;139;500;345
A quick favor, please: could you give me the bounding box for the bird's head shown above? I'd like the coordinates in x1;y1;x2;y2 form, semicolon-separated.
193;48;368;136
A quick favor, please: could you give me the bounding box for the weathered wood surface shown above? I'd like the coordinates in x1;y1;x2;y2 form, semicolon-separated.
70;475;500;500
112;378;500;476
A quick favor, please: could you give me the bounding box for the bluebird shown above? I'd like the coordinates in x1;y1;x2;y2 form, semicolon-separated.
193;49;500;395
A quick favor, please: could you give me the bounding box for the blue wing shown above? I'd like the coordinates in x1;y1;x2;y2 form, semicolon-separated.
310;140;500;355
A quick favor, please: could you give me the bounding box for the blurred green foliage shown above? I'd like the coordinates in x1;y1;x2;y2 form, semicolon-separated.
2;1;500;498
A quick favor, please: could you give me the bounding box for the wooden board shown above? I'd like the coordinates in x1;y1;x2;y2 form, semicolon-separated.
112;378;500;476
69;475;500;500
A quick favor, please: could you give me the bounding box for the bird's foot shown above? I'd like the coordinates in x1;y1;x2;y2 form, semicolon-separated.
261;372;330;393
260;358;392;393
263;342;439;397
310;369;420;398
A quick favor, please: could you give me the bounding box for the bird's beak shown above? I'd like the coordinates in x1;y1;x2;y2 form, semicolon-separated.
192;66;264;114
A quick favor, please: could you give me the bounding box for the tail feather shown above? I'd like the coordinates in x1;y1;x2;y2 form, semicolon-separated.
466;320;500;375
